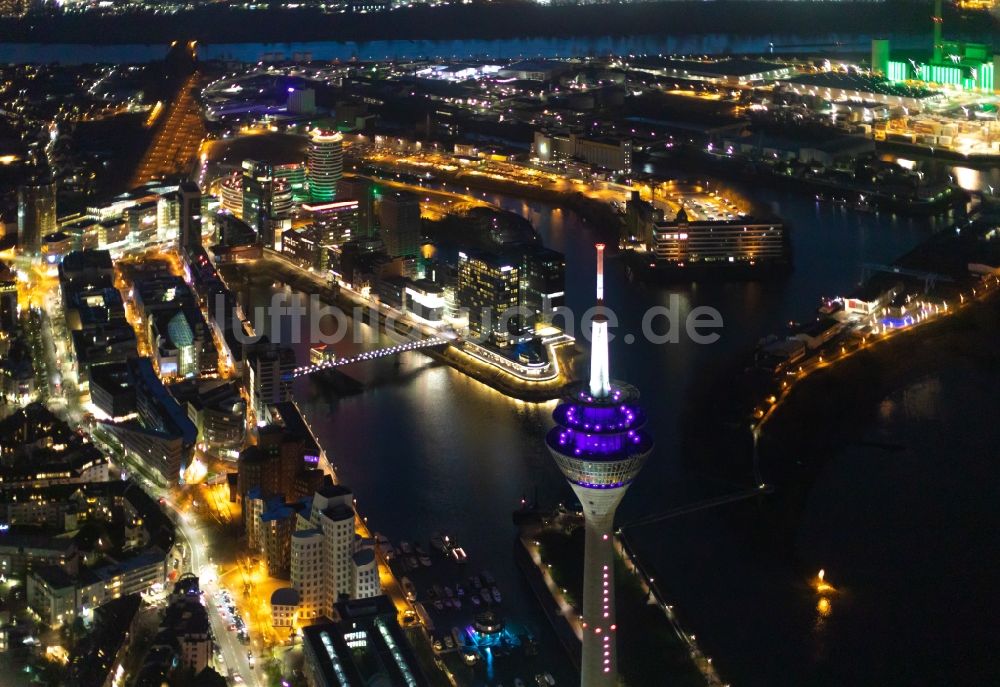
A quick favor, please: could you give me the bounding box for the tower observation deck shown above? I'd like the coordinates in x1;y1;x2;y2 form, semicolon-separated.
545;244;653;687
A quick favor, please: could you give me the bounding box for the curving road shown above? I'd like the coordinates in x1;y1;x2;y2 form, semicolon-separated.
163;492;263;686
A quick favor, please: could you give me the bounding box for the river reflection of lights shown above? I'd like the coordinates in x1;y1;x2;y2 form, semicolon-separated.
464;624;520;648
817;597;832;617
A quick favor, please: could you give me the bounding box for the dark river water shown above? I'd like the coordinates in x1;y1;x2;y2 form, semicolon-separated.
239;174;1000;685
0;33;933;65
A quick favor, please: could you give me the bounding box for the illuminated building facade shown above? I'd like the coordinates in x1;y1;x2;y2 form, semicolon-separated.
874;0;1000;93
651;208;786;266
283;485;381;623
457;251;521;346
404;280;446;323
520;245;566;327
533;131;632;173
545;244;652;687
242;160;294;246
308;130;344;202
304;200;359;245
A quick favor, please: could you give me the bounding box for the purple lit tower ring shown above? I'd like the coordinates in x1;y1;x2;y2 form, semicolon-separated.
546;244;652;687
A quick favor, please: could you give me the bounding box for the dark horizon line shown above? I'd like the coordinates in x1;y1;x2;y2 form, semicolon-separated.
1;0;987;46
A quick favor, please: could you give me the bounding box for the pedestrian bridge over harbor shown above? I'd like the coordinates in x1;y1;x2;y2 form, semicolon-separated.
284;337;451;380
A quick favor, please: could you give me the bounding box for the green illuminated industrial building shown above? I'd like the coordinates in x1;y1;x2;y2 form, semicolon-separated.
872;0;999;92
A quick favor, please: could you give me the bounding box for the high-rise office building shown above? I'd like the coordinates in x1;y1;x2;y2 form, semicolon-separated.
287;485;381;622
242;160;272;231
378;190;421;258
457;251;522;346
178;182;202;252
520;245;566;327
545;244;652;687
307;130;344;202
17;172;56;256
242;160;293;248
337;176;375;238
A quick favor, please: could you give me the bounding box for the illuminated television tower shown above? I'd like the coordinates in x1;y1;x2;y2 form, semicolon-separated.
546;243;653;686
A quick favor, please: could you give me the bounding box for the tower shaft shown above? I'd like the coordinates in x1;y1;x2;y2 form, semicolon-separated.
547;243;653;687
571;483;625;687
